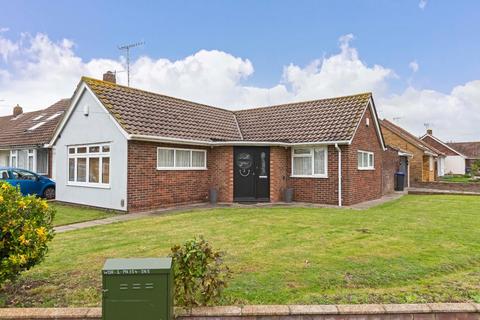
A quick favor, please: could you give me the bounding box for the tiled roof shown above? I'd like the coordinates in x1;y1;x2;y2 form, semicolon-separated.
0;99;70;149
83;77;241;142
447;142;480;159
380;119;443;156
234;93;372;143
83;77;373;144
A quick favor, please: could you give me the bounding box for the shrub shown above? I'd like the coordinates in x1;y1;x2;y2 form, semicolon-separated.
0;182;55;285
471;160;480;177
170;236;231;307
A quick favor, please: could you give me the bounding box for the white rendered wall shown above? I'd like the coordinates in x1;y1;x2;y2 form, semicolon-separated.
445;156;466;175
54;89;128;211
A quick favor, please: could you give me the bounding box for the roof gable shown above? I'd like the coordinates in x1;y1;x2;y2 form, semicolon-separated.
420;134;465;157
0;99;70;148
235;93;372;143
380;119;442;156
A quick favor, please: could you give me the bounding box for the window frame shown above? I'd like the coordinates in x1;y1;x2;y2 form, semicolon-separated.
357;150;375;170
157;147;207;170
67;143;111;188
291;146;328;178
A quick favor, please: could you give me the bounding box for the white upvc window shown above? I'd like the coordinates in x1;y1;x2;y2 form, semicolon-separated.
358;150;375;170
9;149;38;172
67;143;110;188
291;146;328;178
157;147;207;170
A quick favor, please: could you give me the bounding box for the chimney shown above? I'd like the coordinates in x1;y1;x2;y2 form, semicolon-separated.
13;104;23;117
427;129;433;135
103;71;116;84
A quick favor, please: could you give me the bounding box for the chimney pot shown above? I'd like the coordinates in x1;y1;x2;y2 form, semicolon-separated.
13;104;23;117
103;71;116;84
427;129;433;135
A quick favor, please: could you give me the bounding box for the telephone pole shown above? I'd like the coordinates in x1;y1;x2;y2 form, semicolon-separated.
118;41;144;86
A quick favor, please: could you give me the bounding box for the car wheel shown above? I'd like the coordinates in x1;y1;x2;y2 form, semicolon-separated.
43;187;55;200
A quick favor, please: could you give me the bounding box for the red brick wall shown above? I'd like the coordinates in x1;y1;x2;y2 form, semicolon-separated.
382;146;400;195
270;147;289;202
208;146;233;202
343;106;384;205
127;141;211;212
287;145;342;205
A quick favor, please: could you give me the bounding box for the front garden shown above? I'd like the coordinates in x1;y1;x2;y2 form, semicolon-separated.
2;194;480;307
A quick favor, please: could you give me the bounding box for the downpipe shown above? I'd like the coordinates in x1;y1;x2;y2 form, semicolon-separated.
335;143;342;207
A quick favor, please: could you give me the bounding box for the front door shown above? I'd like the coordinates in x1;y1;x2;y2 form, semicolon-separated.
233;147;270;202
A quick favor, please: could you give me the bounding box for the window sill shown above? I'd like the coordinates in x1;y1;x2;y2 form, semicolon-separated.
156;167;207;171
290;175;328;179
358;167;375;171
66;182;111;189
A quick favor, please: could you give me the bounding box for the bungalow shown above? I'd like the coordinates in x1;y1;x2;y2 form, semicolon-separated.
447;141;480;174
380;119;443;184
50;73;387;212
420;129;466;175
0;99;69;177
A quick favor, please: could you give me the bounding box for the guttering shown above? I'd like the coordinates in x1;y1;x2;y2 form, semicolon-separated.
334;143;342;207
128;134;351;147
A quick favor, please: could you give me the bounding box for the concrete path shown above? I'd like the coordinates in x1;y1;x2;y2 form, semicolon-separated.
349;191;406;209
55;192;406;233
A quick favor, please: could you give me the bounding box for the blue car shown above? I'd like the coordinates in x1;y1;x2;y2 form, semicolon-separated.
0;167;56;199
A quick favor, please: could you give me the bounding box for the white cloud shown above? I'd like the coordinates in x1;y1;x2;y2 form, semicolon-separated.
409;60;419;73
0;32;479;141
419;0;428;9
0;27;9;33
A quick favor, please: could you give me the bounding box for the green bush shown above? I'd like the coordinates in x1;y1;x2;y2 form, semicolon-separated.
170;236;231;307
471;160;480;177
0;182;55;284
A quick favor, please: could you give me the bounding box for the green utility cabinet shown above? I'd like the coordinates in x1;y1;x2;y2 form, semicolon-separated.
102;258;173;320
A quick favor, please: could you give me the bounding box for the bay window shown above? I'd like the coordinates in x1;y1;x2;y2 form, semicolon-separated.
68;144;110;187
9;149;48;174
291;146;328;178
157;147;206;170
358;150;374;170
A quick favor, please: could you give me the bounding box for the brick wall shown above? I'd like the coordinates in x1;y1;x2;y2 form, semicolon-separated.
343;107;384;205
127;141;211;212
422;155;435;182
270;147;289;202
287;145;341;205
382;126;426;183
411;181;480;193
382;146;400;194
208;146;233;203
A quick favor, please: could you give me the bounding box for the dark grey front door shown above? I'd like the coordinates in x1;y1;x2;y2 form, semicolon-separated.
233;147;270;202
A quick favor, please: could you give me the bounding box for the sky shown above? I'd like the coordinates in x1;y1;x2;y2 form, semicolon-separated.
0;0;479;141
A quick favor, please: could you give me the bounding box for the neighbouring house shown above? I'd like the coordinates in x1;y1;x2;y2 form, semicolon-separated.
380;119;444;184
447;141;480;174
50;73;387;212
0;99;70;177
420;129;466;175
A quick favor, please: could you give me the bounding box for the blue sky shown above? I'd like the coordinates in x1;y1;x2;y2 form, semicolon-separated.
1;0;479;140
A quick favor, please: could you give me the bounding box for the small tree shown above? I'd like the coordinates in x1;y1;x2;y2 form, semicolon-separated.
471;160;480;177
0;182;55;284
170;236;231;307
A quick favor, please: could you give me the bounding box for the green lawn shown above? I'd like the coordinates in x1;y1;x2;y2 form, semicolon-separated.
51;203;117;226
3;195;480;307
440;175;479;183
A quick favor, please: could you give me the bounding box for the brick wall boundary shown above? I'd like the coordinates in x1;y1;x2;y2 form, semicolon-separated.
1;303;479;319
411;181;480;193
